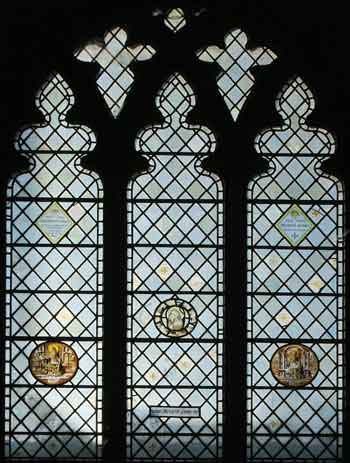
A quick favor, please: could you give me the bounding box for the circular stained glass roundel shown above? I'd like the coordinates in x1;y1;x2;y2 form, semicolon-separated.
154;299;198;337
271;344;319;387
29;341;79;386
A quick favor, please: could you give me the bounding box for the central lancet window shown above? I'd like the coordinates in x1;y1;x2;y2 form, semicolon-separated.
126;73;224;460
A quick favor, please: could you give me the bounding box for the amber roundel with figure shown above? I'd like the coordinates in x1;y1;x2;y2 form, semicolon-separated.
271;344;319;388
154;299;198;338
29;341;79;386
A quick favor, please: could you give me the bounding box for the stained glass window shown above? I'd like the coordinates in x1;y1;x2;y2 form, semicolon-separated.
126;73;224;460
1;5;348;463
247;77;344;461
5;74;103;459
